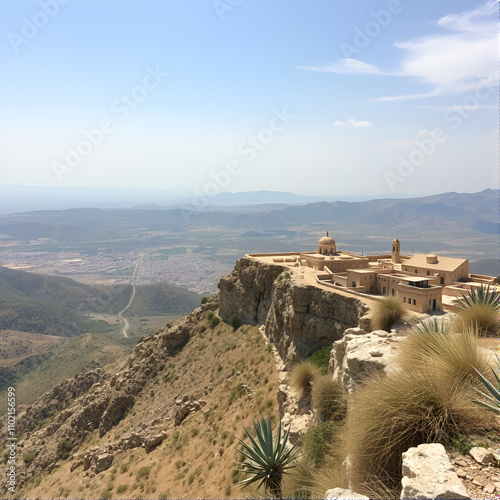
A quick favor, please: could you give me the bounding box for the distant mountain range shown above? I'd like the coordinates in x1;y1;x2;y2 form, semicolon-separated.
1;189;496;235
0;185;419;213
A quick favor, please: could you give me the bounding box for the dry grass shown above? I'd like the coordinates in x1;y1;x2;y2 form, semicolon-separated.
308;456;349;499
311;376;346;422
399;327;491;384
454;303;500;337
341;370;492;495
289;362;321;399
370;295;407;332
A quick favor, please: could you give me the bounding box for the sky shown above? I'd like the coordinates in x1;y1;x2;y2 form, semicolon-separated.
0;0;498;200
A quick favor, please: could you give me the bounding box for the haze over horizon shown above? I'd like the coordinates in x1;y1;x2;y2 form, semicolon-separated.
1;1;498;203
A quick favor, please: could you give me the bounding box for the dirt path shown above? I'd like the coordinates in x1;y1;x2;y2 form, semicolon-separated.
117;253;144;338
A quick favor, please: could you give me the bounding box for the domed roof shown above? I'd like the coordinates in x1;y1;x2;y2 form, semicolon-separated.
319;232;335;245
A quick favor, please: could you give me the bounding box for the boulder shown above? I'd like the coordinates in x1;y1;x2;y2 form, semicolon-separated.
469;447;494;465
331;329;402;393
143;431;167;452
401;443;469;499
325;487;368;499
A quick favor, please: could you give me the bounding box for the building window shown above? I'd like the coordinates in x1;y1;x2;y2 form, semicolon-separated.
383;287;386;295
392;288;395;296
415;269;418;274
403;297;406;303
429;300;432;306
440;276;444;285
413;299;416;305
427;271;430;276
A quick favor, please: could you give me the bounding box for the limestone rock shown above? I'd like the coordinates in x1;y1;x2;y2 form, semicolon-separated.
218;257;368;366
401;443;469;499
469;447;494;465
143;431;168;452
99;393;135;437
331;329;402;393
325;487;368;499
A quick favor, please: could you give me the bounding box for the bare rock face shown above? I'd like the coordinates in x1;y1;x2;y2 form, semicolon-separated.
218;257;287;324
99;393;135;437
330;328;402;393
401;443;469;499
218;257;368;366
325;487;369;499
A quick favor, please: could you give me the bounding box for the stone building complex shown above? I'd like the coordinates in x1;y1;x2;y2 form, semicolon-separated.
248;232;495;314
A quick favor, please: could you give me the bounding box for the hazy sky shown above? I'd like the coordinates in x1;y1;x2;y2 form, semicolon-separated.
1;0;498;198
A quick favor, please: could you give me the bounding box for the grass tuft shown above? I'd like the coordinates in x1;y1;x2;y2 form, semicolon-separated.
370;295;406;332
310;376;346;422
289;362;321;399
342;369;492;494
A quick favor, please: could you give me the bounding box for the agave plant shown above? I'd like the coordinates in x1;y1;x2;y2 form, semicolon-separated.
457;285;500;311
236;417;298;498
413;317;451;336
455;285;500;336
473;354;500;415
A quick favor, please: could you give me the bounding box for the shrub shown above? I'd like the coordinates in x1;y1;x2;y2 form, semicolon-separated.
289;362;321;399
454;285;500;336
57;439;73;460
228;314;242;330
137;466;150;480
370;295;406;332
116;485;128;494
311;376;346;422
201;297;209;304
198;325;207;334
342;370;492;494
210;316;220;329
207;311;215;321
302;422;340;465
307;346;333;375
23;451;36;466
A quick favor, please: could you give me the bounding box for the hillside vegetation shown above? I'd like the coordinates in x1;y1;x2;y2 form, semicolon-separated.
0;297;113;336
4;301;280;499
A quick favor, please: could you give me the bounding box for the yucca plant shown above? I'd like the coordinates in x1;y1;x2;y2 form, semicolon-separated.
455;285;500;336
236;417;298;498
473;354;500;415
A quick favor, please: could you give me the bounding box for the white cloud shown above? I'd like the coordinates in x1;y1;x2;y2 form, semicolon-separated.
298;0;499;102
333;118;373;128
297;58;389;76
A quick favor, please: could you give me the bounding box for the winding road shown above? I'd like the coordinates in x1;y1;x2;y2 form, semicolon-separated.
117;253;145;337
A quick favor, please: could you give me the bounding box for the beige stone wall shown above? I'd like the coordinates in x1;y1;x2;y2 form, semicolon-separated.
397;283;442;313
401;261;468;286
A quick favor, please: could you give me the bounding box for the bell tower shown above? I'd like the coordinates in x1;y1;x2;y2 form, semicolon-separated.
392;238;400;263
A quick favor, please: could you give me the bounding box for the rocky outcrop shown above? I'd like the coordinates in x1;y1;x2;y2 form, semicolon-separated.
218;257;286;324
330;328;402;393
401;443;469;499
219;258;368;365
